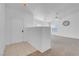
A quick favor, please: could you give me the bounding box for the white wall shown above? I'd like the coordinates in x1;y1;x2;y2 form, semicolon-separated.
52;12;79;39
6;4;25;44
28;3;79;39
5;7;12;44
24;9;34;27
0;4;5;55
5;4;34;45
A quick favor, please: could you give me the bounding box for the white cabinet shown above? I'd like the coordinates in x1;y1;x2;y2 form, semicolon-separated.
24;27;51;52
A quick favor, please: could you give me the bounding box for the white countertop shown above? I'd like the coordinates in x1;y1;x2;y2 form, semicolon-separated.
24;26;79;39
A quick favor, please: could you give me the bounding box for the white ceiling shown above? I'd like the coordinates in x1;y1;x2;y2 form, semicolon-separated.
27;3;79;20
6;3;79;25
6;3;79;18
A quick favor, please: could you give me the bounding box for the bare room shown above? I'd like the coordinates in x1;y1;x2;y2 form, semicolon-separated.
0;3;79;56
